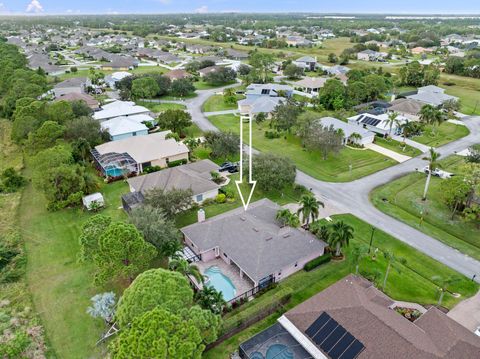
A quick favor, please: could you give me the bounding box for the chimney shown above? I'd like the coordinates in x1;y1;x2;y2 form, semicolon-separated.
197;209;205;223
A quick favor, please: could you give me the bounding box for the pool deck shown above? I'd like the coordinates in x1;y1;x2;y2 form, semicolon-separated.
196;258;254;298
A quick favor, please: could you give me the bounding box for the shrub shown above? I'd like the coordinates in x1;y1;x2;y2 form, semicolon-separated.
304;253;332;271
443;81;456;86
143;165;162;174
264;131;281;139
215;193;226;203
167;159;188;168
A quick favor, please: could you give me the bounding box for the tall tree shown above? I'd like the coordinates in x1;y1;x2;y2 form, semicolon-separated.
93;222;157;284
275;209;300;228
297;194;324;228
386;112;399;138
79;214;112;261
422;148;441;200
144;188;194;219
169;258;203;284
251;153;296;192
249;52;275;83
328;221;354;257
156;109;192;136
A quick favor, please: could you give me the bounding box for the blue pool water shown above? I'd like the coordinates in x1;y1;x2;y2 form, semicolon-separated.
105;168;124;177
249;344;293;359
204;266;236;301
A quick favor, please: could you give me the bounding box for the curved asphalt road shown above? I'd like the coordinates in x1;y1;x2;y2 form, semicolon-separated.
182;86;480;282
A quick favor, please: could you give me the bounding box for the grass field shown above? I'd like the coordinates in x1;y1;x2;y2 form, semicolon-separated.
412;122;469;148
371;155;480;261
194;80;236;90
208;114;396;182
131;65;168;75
137;100;186;112
204;213;479;358
19;168;130;359
202;94;244;113
374;136;422;157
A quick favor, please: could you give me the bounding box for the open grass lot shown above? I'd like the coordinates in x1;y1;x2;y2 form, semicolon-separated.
204;213;479;358
194;80;236;90
202;94;245;112
137;100;186;112
412;122;469;148
208;114;396;182
439;73;480;115
374;136;422;157
371;155;480;261
19;166;130;359
131;65;168;75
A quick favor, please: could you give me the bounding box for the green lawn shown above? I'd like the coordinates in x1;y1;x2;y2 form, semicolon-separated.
374;136;422;157
208;114;396;182
371;155;480;261
19;168;130;359
175;166;306;227
440;73;480;115
204;213;479;358
137;100;186;112
201;94;244;113
131;65;168;75
412;122;469;148
194;80;236;90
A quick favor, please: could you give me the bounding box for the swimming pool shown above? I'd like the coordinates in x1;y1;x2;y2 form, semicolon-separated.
249;344;293;359
204;266;236;301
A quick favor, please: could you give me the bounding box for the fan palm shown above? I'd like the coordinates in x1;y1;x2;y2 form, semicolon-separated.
168;258;204;284
297;194;325;228
328;221;354;257
422;148;441;200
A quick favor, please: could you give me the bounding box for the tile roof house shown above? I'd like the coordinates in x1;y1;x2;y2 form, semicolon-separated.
123;159;221;210
53;77;90;98
181;199;327;287
165;69;191;81
388;98;425;120
293;77;328;94
198;65;222;77
92;131;189;176
406;85;459;107
240;274;480;359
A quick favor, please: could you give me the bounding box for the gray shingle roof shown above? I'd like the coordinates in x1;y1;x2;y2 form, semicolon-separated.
181;199;326;282
128;159;220;195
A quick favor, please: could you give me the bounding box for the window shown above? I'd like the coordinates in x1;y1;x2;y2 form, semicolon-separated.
261;89;270;95
223;253;228;258
196;194;203;202
142;162;151;169
132;132;137;136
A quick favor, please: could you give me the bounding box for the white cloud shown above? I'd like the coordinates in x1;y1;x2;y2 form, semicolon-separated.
157;0;171;4
26;0;44;13
195;5;208;14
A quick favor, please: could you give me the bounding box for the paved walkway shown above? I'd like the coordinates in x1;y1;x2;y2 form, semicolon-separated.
204;109;239;117
392;135;430;153
365;143;411;163
447;289;480;331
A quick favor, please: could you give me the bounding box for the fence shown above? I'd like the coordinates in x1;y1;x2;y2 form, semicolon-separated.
227;275;275;307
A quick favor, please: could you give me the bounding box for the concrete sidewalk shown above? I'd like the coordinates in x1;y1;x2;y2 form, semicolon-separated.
365;143;411;163
392;135;430;153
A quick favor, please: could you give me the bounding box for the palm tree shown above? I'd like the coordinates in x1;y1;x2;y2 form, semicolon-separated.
328;221;354;257
422;148;441;200
431;275;460;306
195;286;226;314
275;209;300;228
297;194;325;228
348;132;362;145
382;251;406;290
169;258;204;284
386;112;400;138
420;105;444;135
351;244;369;275
400;121;414;145
310;222;331;242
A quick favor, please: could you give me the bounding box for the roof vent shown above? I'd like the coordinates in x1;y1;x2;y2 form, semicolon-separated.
253;227;259;232
240;216;246;221
265;237;273;241
283;233;291;238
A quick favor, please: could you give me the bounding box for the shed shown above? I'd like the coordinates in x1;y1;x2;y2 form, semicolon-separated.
82;193;105;210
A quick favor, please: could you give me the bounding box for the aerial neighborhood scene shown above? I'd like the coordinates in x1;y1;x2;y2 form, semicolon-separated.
2;0;480;358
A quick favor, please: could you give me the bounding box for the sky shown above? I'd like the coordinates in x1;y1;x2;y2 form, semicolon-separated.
0;0;479;15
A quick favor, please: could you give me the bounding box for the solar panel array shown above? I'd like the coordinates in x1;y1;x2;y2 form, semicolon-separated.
358;115;381;127
305;312;365;359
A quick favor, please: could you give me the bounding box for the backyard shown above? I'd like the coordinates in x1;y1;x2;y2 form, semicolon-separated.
19;165;130;359
204;213;479;358
208;114;397;182
371;155;480;261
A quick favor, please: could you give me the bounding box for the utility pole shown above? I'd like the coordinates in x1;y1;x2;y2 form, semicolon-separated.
368;226;376;253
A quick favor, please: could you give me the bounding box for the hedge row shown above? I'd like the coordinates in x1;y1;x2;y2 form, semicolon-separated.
167;159;188;168
304;253;332;272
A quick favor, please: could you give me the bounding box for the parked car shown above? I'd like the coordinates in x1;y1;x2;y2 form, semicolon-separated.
418;166;455;179
219;162;238;173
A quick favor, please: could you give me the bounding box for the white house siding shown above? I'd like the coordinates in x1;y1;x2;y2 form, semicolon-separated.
193;188;219;204
111;129;149;141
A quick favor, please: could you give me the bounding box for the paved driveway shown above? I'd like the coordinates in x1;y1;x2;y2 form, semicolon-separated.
448;289;480;331
365;143;411;163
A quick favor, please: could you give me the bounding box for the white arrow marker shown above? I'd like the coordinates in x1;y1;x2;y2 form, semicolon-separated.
235;115;257;211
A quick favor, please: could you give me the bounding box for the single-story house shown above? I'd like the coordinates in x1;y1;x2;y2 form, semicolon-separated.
198;65;222;78
411;46;435;55
388;98;425;121
104;71;132;89
53;77;90;98
406;85;459;107
123;159;221;211
239;274;480;359
238;96;285;118
54;92;99;111
324;65;350;76
92;131;189;177
100;116;149;141
357;49;388;62
165;69;191;81
319;117;375;145
181;199;327;289
293;56;318;71
100;56;138;71
93;101;151;121
292;77;328;94
245;83;293;98
285;36;312;47
225;48;249;60
348;112;409;136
